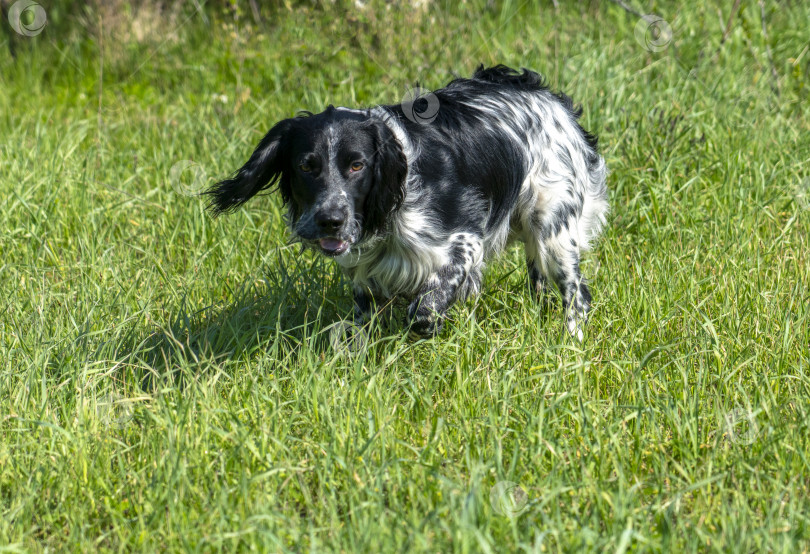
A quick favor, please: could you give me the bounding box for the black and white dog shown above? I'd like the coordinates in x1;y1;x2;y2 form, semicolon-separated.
207;65;608;340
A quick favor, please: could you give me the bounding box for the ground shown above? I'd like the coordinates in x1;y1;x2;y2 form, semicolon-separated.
1;1;809;551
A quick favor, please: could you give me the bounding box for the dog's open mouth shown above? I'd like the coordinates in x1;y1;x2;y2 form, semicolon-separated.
318;238;349;256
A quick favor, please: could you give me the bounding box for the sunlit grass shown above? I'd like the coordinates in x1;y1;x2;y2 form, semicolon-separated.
1;1;809;551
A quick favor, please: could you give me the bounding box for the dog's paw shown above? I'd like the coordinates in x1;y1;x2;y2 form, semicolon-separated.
408;315;444;339
565;309;588;343
406;302;445;339
567;318;584;342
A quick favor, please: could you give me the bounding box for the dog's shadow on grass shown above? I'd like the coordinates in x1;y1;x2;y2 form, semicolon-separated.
126;256;368;389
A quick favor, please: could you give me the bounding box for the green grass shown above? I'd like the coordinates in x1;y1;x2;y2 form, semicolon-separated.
1;0;809;551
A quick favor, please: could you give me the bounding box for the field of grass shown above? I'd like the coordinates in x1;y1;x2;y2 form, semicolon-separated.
1;0;809;551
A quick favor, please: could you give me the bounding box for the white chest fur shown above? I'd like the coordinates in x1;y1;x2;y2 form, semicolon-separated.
335;206;450;299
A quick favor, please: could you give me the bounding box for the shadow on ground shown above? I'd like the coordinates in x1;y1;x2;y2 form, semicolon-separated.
121;255;359;389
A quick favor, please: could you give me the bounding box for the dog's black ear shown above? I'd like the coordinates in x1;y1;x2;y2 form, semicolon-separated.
205;119;295;215
363;120;408;236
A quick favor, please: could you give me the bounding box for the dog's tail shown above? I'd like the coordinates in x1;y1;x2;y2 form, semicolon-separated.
471;64;548;90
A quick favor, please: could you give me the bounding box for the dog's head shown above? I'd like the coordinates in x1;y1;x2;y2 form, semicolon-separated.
206;107;407;256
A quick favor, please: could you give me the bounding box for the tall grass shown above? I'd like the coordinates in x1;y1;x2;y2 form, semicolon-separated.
1;0;809;551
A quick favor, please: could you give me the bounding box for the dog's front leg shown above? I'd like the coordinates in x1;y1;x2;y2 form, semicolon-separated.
407;234;483;338
406;271;458;337
353;286;376;326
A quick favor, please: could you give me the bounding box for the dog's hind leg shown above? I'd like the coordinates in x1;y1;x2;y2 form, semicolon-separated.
525;224;591;342
406;233;483;337
555;257;591;343
526;253;555;310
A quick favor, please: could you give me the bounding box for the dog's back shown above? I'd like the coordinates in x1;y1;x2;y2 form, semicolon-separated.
383;65;607;254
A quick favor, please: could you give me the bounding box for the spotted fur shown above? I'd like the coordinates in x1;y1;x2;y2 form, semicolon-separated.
206;65;608;340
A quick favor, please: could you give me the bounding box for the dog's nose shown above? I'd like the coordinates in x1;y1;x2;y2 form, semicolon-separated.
314;208;347;233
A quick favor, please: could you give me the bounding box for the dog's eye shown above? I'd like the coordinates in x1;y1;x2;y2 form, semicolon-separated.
299;163;313;173
350;161;365;172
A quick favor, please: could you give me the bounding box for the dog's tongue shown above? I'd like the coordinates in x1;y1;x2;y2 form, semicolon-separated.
319;238;348;254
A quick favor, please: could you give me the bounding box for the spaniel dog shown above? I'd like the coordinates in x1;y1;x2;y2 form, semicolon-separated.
206;65;608;340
